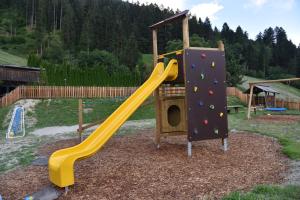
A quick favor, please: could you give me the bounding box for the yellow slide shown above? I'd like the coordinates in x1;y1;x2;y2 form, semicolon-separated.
49;59;178;187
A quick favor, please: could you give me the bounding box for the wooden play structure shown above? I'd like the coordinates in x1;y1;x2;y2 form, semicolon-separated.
247;77;300;119
150;10;229;155
48;10;229;189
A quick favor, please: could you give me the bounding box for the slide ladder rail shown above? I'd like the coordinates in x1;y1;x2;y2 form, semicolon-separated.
48;59;178;187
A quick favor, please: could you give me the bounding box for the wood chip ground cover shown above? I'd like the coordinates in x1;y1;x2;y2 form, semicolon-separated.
0;131;287;199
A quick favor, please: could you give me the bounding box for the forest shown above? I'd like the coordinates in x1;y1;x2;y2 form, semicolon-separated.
0;0;300;87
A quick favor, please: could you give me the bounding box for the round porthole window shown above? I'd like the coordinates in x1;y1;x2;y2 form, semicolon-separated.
167;105;181;127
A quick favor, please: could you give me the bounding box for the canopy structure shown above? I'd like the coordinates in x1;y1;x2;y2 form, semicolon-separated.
244;85;279;95
246;77;300;119
245;84;279;109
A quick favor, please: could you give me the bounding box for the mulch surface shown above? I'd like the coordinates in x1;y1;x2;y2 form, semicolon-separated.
253;115;300;123
0;130;288;200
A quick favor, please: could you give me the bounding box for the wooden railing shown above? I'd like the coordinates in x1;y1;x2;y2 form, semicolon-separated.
226;87;300;110
1;86;300;110
0;86;138;108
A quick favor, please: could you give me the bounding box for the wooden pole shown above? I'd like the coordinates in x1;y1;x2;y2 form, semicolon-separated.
247;84;254;119
153;29;161;147
218;41;225;51
249;77;300;85
182;16;190;48
78;99;83;142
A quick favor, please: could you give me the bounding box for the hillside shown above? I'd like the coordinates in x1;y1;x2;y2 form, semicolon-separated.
239;76;300;101
0;49;27;66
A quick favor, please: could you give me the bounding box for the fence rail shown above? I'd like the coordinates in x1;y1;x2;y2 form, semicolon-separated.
0;86;138;107
226;87;300;110
1;86;300;110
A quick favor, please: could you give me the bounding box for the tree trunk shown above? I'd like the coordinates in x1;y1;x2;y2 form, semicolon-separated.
53;3;56;32
30;0;35;29
60;0;63;30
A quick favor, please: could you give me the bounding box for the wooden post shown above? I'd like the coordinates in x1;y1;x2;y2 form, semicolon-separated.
218;41;225;51
182;16;190;48
78;99;83;142
153;29;161;148
247;84;254;119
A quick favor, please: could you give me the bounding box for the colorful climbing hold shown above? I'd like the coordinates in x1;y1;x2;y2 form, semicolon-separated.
211;61;215;68
209;105;215;110
209;90;214;95
194;128;198;134
214;128;219;134
194;86;198;92
198;101;204;107
213;79;218;84
219;112;224;117
191;64;196;69
203;119;208;125
201;73;205;80
201;53;206;59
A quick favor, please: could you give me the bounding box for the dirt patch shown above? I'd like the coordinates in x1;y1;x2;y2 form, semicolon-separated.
253;115;300;123
0;131;287;200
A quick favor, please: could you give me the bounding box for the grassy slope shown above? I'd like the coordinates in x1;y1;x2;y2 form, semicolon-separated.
0;49;27;66
239;76;300;101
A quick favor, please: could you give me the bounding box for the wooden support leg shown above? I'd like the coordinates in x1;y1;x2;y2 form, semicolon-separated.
188;142;192;157
222;138;228;152
247;85;254;119
78;99;83;142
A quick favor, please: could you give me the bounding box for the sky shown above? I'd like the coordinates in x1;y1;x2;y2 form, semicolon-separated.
125;0;300;46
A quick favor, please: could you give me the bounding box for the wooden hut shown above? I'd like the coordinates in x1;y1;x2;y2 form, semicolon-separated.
244;85;279;108
0;64;40;97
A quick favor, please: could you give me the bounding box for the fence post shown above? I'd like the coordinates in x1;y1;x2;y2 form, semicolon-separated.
78;99;83;142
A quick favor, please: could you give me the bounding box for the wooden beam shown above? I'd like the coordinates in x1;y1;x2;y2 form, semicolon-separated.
249;77;300;85
182;16;190;48
149;10;189;29
218;41;225;51
153;29;162;147
247;84;254;119
78;99;83;141
153;30;158;66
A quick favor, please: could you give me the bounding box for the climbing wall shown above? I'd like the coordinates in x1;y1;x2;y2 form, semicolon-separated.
184;48;228;141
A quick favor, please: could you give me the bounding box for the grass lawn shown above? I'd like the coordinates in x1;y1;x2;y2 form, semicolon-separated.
223;185;300;200
0;49;27;66
228;108;300;160
34;97;155;128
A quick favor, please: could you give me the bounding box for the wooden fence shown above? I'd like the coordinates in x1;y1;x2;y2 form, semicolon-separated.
0;86;138;108
226;87;300;110
1;85;300;110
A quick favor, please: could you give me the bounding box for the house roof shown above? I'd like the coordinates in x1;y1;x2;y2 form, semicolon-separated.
244;85;280;94
0;64;40;71
149;10;189;29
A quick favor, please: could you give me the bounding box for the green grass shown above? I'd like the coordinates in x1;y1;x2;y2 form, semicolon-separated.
0;105;11;138
239;76;300;101
0;49;27;65
223;185;300;200
228;108;300;160
34;97;155;128
0;144;37;173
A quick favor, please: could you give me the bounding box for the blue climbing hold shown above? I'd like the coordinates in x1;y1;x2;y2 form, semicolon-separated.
214;79;218;84
191;64;196;69
198;101;204;107
193;128;198;134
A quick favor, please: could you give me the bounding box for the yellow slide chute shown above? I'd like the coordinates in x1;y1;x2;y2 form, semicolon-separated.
48;59;178;187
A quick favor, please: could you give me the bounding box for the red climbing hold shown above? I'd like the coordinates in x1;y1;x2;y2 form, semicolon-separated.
203;119;208;125
209;90;214;95
201;53;206;59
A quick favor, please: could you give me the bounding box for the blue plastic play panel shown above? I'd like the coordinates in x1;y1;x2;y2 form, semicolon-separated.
265;107;287;112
